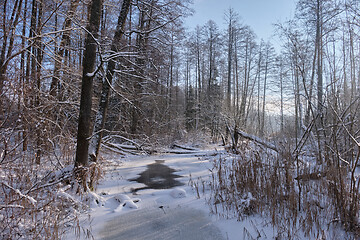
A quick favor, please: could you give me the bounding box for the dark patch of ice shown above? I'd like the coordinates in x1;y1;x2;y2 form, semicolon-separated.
130;161;183;192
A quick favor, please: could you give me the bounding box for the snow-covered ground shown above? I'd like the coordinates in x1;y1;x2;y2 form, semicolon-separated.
69;145;279;240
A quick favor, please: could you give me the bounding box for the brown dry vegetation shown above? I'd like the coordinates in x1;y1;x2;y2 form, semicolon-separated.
206;139;359;239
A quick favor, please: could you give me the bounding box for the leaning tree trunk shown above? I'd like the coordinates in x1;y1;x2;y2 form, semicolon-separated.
89;0;131;162
74;0;103;169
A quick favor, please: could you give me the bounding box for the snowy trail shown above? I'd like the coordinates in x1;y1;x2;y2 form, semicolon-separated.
86;147;229;240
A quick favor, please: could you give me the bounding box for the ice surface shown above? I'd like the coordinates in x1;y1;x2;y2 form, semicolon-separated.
98;206;225;240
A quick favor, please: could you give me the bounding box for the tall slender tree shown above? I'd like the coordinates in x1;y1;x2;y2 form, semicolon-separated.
225;8;237;112
75;0;103;169
90;0;131;162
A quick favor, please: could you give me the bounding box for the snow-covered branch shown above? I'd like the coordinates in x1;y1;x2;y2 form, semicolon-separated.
1;182;37;206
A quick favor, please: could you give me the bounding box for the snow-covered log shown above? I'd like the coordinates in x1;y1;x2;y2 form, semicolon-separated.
102;142;140;155
170;144;197;151
235;129;278;152
163;150;198;154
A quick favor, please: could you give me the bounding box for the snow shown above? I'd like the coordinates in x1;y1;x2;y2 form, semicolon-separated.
67;144;351;240
68;146;238;239
122;199;139;209
113;194;140;211
86;71;95;77
87;191;106;208
69;146;259;239
2;181;37;206
170;188;186;198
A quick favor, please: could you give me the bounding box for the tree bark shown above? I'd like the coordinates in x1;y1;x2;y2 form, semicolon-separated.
260;46;269;137
0;0;23;116
34;0;43;165
75;0;103;168
130;2;152;134
226;13;233;111
90;0;131;162
50;0;80;97
316;0;323;115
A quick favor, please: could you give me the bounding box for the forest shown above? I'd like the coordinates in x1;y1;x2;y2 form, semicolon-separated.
1;0;360;239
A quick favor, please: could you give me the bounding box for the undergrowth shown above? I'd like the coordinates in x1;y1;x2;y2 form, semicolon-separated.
207;140;359;239
0;129;104;239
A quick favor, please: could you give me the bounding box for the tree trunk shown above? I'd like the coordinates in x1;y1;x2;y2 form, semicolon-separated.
239;38;249;126
0;0;23;116
260;49;269;137
130;2;152;134
304;43;317;126
50;0;80;97
316;0;323;115
90;0;131;162
279;59;284;133
75;0;103;168
226;16;232;111
34;0;43;165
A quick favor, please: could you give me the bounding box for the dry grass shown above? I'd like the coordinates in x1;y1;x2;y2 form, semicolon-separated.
0;128;97;239
206;140;359;239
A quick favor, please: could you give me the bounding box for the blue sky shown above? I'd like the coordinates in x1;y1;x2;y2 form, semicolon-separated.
185;0;297;43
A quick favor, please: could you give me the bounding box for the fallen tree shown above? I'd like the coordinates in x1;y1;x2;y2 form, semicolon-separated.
234;129;279;152
170;144;197;151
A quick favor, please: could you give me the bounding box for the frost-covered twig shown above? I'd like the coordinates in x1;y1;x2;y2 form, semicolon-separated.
1;181;37;206
0;204;24;209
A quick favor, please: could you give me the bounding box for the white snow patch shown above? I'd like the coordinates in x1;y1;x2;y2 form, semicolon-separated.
114;194;131;202
112;194;140;211
86;71;95;77
170;187;186;198
122;200;138;209
87;191;105;208
113;203;123;213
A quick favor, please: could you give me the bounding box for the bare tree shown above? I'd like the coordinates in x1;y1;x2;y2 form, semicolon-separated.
89;0;131;163
238;26;257;128
225;8;237;112
0;0;24;116
49;0;81;98
75;0;103;169
259;41;275;136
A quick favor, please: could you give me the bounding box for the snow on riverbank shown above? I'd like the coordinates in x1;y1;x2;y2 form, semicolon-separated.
68;145;280;239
